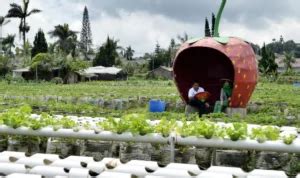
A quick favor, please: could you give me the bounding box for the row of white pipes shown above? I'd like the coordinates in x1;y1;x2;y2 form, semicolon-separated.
0;151;291;178
0;124;300;155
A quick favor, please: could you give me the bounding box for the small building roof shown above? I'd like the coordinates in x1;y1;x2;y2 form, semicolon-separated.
160;66;173;72
151;66;173;72
12;67;30;73
79;66;123;76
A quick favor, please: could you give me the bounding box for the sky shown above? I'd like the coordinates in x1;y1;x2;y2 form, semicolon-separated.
1;0;300;56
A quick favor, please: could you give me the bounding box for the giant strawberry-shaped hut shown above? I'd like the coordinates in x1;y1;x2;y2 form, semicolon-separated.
173;0;258;109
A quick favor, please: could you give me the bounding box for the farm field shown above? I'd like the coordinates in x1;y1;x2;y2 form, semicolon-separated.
1;0;300;176
0;79;299;126
0;80;300;175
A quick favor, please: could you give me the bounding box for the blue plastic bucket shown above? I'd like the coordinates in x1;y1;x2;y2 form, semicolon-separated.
293;83;300;88
149;100;166;113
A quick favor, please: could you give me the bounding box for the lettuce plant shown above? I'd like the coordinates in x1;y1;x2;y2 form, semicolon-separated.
226;122;248;141
127;114;153;136
283;134;297;145
194;120;216;139
155;117;177;137
251;126;280;143
176;120;194;138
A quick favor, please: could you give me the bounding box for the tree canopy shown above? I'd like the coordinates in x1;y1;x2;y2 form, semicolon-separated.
31;29;48;58
93;37;119;67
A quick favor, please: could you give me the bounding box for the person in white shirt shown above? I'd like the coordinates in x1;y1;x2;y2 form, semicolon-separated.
188;83;204;100
188;82;210;116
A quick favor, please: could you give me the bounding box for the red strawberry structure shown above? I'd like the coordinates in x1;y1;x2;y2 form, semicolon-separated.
173;0;258;108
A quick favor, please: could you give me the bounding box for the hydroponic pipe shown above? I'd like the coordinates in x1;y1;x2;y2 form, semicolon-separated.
1;125;300;154
176;136;300;153
0;163;27;175
0;125;168;144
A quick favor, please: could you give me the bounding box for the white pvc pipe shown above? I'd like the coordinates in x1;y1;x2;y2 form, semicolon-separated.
107;164;149;176
0;163;27;174
86;162;106;174
126;160;159;170
248;169;287;178
50;159;87;169
97;171;132;178
165;163;201;175
0;155;17;163
151;168;198;177
68;168;90;178
207;166;247;178
197;171;233;178
16;157;46;167
29;166;69;177
0;124;300;154
6;173;42;178
0;125;168;144
0;151;26;159
176;136;300;153
30;153;60;162
64;156;95;163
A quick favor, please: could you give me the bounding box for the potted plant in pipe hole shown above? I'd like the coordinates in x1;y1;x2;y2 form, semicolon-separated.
116;114;154;162
226;122;248;141
282;134;297;145
250;126;280;143
154;117;177;137
98;117;131;135
46;117;80;157
0;105;41;154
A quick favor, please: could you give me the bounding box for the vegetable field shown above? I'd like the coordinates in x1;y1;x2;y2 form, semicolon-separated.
0;79;299;174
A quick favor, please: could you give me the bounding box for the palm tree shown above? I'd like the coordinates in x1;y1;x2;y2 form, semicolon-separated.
6;0;41;49
124;46;135;60
93;36;120;67
0;16;10;54
2;34;15;56
283;52;296;72
48;24;78;56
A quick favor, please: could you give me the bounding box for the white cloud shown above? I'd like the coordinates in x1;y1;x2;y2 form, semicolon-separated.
91;10;199;55
1;0;300;57
222;18;300;46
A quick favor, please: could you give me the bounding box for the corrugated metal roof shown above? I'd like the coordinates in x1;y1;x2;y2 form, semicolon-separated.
80;66;123;76
12;67;30;73
0;151;290;178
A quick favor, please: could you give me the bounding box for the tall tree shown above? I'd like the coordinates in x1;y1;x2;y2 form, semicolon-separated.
0;16;10;54
148;42;170;70
259;43;278;75
205;17;211;37
211;13;216;36
31;29;48;58
154;43;160;55
169;38;176;66
283;52;296;73
6;0;41;50
80;6;93;58
93;36;119;67
124;46;135;61
49;24;78;56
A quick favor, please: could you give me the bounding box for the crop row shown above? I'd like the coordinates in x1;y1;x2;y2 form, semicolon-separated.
0;106;298;146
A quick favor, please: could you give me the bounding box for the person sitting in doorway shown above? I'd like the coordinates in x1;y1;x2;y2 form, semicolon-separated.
214;79;233;113
188;82;210;117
